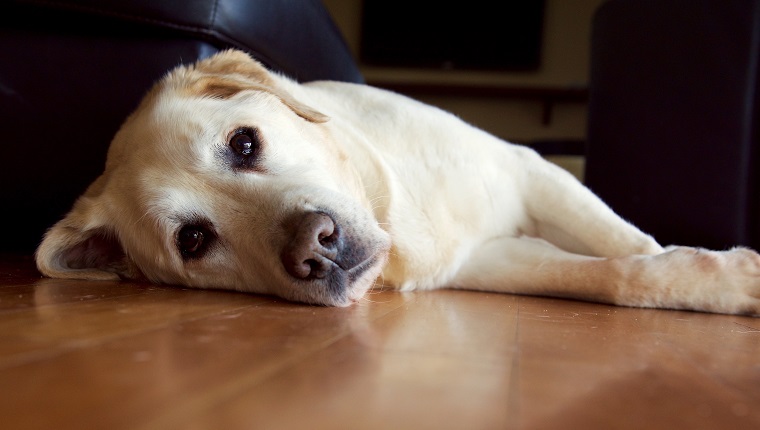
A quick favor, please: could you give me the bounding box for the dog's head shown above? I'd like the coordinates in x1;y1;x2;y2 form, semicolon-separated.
35;50;391;306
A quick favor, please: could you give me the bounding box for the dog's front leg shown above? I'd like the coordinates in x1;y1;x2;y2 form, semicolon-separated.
449;236;760;316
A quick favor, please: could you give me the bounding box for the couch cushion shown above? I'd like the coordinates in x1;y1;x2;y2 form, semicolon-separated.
1;0;362;252
6;0;362;82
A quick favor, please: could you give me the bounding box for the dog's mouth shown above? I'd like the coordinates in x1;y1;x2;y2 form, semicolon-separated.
348;254;378;284
275;251;386;307
347;252;389;298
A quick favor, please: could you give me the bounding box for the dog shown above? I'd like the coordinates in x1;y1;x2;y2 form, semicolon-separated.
35;49;760;315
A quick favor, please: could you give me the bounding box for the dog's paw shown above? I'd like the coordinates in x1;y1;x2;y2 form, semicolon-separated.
624;246;760;316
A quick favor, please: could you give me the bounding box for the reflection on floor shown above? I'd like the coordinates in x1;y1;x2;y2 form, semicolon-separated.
1;255;759;429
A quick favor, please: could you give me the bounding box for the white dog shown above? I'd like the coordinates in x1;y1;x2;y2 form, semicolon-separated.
35;50;760;315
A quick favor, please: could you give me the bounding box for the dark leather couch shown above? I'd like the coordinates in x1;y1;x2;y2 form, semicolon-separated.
0;0;362;252
585;0;760;250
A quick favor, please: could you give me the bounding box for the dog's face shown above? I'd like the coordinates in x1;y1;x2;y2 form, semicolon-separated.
35;50;391;306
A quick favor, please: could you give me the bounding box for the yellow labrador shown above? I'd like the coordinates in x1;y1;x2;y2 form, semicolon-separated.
36;50;760;314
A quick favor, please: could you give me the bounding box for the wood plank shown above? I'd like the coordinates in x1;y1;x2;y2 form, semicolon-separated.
0;288;407;430
147;290;520;430
137;293;760;430
0;279;152;312
0;282;271;368
0;256;759;430
513;297;760;429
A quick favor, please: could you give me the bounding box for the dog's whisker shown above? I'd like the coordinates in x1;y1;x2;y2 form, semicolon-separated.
367;194;389;204
357;286;391;304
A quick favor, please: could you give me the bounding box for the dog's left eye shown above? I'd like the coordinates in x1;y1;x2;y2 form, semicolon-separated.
177;225;214;259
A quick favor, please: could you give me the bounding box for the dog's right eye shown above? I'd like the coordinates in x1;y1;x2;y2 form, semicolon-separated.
177;225;213;259
227;127;262;170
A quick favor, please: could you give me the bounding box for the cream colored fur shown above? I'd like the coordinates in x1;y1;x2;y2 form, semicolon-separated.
36;50;760;314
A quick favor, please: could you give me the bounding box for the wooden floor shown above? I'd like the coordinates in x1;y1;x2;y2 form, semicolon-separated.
1;254;759;429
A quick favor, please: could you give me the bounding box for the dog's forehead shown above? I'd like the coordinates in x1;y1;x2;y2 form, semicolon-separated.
108;92;236;168
132;93;223;140
137;85;284;137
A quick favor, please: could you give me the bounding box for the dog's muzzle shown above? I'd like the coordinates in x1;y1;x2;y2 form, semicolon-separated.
280;211;374;286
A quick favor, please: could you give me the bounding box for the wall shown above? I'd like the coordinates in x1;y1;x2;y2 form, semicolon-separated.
322;0;609;180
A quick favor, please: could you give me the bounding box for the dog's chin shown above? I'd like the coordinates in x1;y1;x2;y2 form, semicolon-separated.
343;253;388;305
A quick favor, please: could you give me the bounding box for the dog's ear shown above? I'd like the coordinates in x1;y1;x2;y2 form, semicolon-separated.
194;49;273;84
35;179;135;281
189;49;329;123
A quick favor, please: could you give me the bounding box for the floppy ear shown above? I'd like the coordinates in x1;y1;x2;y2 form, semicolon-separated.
35;179;135;281
189;49;329;123
194;49;273;83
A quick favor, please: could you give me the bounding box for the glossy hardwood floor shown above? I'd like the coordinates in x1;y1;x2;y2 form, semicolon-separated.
1;254;759;430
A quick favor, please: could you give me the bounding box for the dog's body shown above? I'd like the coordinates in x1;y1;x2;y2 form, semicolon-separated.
36;50;760;315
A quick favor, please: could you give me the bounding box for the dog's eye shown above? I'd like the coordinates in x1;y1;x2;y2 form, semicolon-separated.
177;225;213;259
227;127;263;171
229;128;260;157
230;132;254;156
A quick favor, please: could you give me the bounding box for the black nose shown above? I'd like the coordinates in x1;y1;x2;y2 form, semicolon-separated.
281;212;340;280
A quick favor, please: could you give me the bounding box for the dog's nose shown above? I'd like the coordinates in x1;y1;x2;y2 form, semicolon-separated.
281;212;340;280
